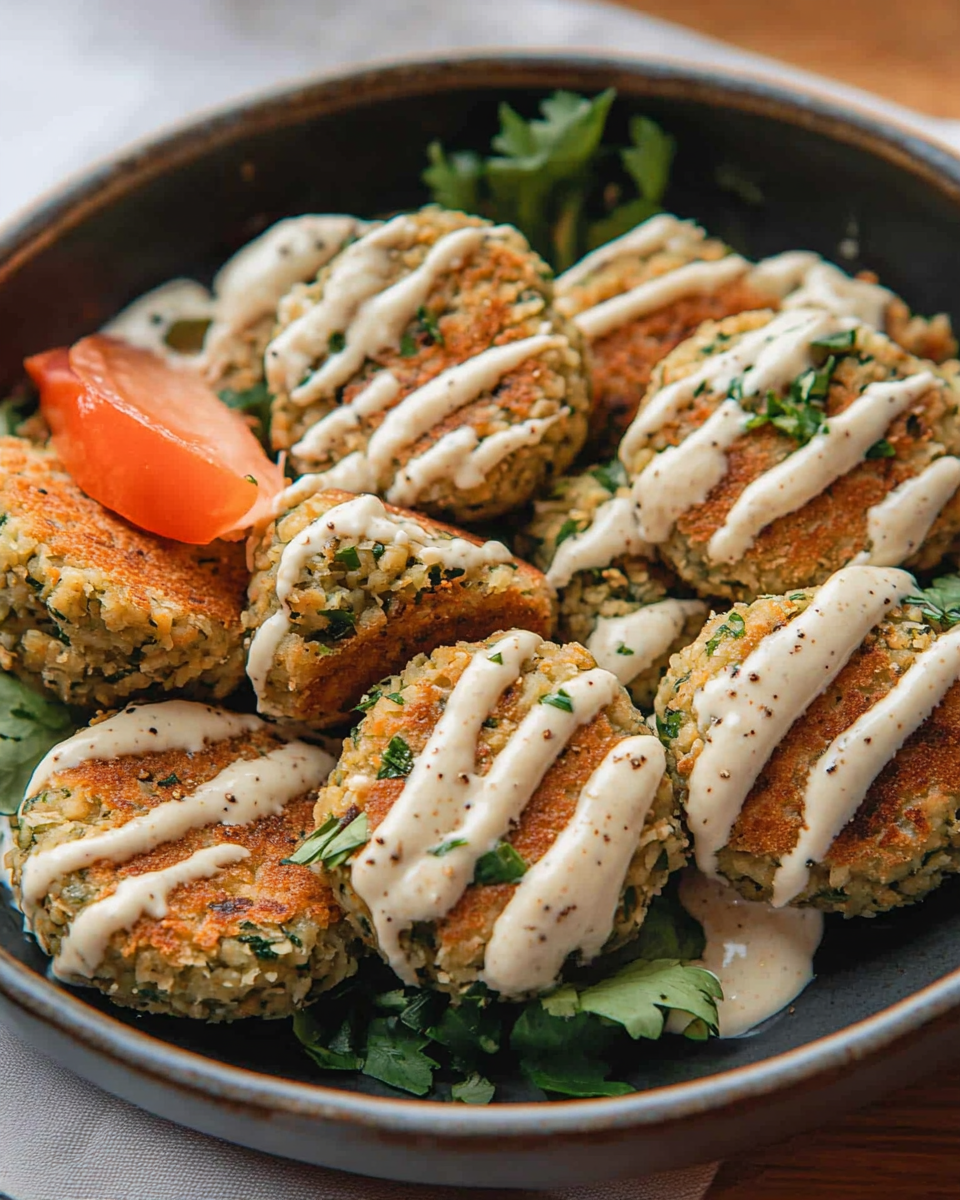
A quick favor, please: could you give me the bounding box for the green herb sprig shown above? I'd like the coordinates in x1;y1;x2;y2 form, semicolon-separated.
285;810;370;868
0;673;75;815
905;574;960;627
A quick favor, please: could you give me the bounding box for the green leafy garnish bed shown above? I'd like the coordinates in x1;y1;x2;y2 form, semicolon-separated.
292;889;720;1102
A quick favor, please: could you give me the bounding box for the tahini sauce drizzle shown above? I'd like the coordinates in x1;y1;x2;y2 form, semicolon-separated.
482;735;666;997
686;565;914;876
555;214;705;292
858;455;960;567
587;600;707;686
679;871;824;1037
545;495;650;590
245;494;513;703
350;633;641;989
21;739;332;919
53;843;250;980
103;280;213;363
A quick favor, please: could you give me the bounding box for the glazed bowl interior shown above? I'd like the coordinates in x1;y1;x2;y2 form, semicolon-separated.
3;53;960;1184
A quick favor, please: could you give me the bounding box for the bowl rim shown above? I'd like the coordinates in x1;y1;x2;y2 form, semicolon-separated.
3;48;960;1138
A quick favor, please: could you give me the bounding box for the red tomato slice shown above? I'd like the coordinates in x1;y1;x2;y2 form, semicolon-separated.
26;336;284;544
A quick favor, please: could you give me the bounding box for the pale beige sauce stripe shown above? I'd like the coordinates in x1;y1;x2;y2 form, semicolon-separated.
587;600;707;685
859;455;960;567
545;495;649;589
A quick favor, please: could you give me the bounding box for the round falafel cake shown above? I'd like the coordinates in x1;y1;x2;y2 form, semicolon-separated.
620;308;960;602
655;564;960;917
311;630;687;998
245;487;555;727
8;701;355;1019
556;213;956;454
0;437;249;708
267;207;590;523
518;463;707;708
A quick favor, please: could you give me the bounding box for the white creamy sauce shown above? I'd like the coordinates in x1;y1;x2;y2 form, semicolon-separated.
482;735;666;997
782;261;892;329
270;221;488;406
365;333;564;480
27;702;264;796
545;495;650;589
103;279;213;363
555;214;704;292
772;623;960;906
859;456;960;567
619;307;840;464
679;871;824;1037
745;251;821;299
587;600;708;685
245;494;512;702
573;256;749;340
706;372;936;564
21;739;332;919
686;566;914;876
350;632;630;987
53;843;250;980
633;400;749;543
291;370;402;463
452;416;560;488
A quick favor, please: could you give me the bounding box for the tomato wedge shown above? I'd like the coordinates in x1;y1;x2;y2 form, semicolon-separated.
26;335;284;544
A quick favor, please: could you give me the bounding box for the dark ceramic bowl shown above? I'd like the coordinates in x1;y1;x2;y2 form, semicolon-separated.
3;54;960;1190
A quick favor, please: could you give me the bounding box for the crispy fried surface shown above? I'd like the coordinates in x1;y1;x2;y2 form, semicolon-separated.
0;437;248;706
10;719;354;1019
658;590;960;915
245;487;555;726
269;208;589;522
318;634;686;993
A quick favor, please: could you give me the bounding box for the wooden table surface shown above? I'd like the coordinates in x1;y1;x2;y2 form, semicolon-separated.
610;4;960;1194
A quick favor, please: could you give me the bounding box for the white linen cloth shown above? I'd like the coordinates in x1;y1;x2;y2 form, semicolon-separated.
0;1;955;1197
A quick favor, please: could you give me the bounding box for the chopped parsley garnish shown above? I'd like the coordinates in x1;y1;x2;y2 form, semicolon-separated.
488;651;504;664
424;90;674;271
236;933;280;960
327;331;346;354
0;673;75;815
385;692;405;705
321;609;356;641
286;811;370;868
473;841;527;885
655;707;683;741
589;458;628;493
428;837;468;857
363;1018;439;1096
540;688;574;713
416;305;444;346
218;380;272;448
156;772;180;787
811;328;857;351
377;735;415;779
354;687;381;713
743;357;837;446
555;517;585;547
451;1072;496;1105
372;542;386;560
905;573;960;627
705;611;746;656
334;544;361;570
399;331;418;358
615;643;635;656
866;438;896;459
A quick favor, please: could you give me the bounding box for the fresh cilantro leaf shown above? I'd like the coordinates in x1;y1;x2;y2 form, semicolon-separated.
811;329;857;351
429;996;501;1064
451;1072;495;1105
399;331;418;358
866;439;896;459
385;691;405;705
743;357;837;446
541;984;579;1018
0;674;75;815
589;458;628;493
488;651;504;664
320;609;356;641
363;1016;438;1096
511;1006;630;1098
524;1063;633;1098
540;688;574;713
428;837;468;857
655;707;683;741
354;687;382;713
377;734;414;779
555;517;585;547
621;116;675;207
423;141;483;213
218;381;272;448
577;959;722;1041
634;890;706;963
334;545;361;570
473;841;527;885
286;811;369;868
398;990;446;1034
416;305;444;346
705;611;746;656
293;1010;364;1072
236;933;280;960
156;772;179;787
905;573;960;627
615;643;635;656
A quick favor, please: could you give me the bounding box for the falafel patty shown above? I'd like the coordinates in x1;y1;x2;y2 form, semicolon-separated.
8;701;354;1019
245;487;554;727
313;631;686;997
556;213;956;454
518;464;706;708
0;437;249;707
268;207;590;523
655;565;960;916
620;308;960;602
